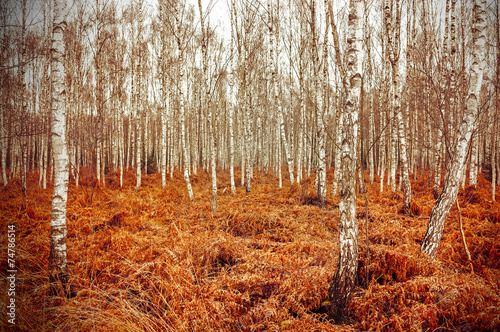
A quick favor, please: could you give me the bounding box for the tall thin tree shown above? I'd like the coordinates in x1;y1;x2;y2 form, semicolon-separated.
49;0;70;292
328;0;365;321
421;0;488;258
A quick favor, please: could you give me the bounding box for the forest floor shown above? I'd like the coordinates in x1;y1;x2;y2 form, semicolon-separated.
1;167;500;331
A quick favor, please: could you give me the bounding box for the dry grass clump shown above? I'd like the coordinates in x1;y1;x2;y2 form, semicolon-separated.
0;169;499;331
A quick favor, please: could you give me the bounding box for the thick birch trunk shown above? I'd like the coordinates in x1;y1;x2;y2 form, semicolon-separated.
329;0;364;321
49;0;69;289
421;0;487;258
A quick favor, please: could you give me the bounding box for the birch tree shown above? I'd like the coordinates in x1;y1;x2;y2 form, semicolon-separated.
494;0;500;201
384;0;412;214
19;0;28;197
328;0;364;321
175;1;194;201
198;0;217;211
268;0;294;185
228;0;237;195
49;0;70;291
421;0;488;258
159;1;169;188
309;0;326;207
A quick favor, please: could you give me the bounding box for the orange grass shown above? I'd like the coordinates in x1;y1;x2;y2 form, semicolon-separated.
0;168;499;331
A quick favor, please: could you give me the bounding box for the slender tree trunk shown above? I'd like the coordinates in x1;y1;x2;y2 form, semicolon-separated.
198;0;217;211
297;11;305;184
1;108;6;186
469;135;478;186
368;94;375;184
494;1;500;201
161;103;167;188
268;0;294;185
243;42;252;193
178;51;194;200
384;0;411;213
421;0;487;258
229;3;237;195
329;0;364;321
49;0;70;291
135;109;142;191
433;128;443;198
19;0;28;197
310;0;326;206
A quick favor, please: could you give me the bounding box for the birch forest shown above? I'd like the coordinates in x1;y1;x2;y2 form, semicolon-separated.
1;0;500;330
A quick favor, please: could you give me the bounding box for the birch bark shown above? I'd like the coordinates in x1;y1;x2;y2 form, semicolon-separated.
268;0;294;185
384;0;411;214
229;0;237;195
1;108;6;186
198;0;217;211
329;0;364;321
310;0;326;206
176;26;194;200
421;0;487;258
49;0;69;289
494;2;500;201
160;8;168;188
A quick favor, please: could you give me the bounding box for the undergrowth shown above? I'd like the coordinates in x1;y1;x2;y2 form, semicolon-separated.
0;168;499;331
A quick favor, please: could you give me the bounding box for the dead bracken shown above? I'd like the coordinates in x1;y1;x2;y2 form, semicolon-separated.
0;168;499;331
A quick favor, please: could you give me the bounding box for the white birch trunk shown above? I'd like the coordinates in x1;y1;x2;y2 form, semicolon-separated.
229;5;237;194
469;135;478;186
160;4;168;189
1;109;7;186
329;0;364;321
268;0;294;185
161;103;167;188
198;0;217;211
310;0;326;206
49;0;69;287
494;6;499;201
421;0;487;258
20;0;28;195
39;136;45;188
176;29;194;200
379;108;386;192
297;28;305;184
135;113;142;191
433;127;443;198
368;94;375;184
243;42;252;193
384;0;411;213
